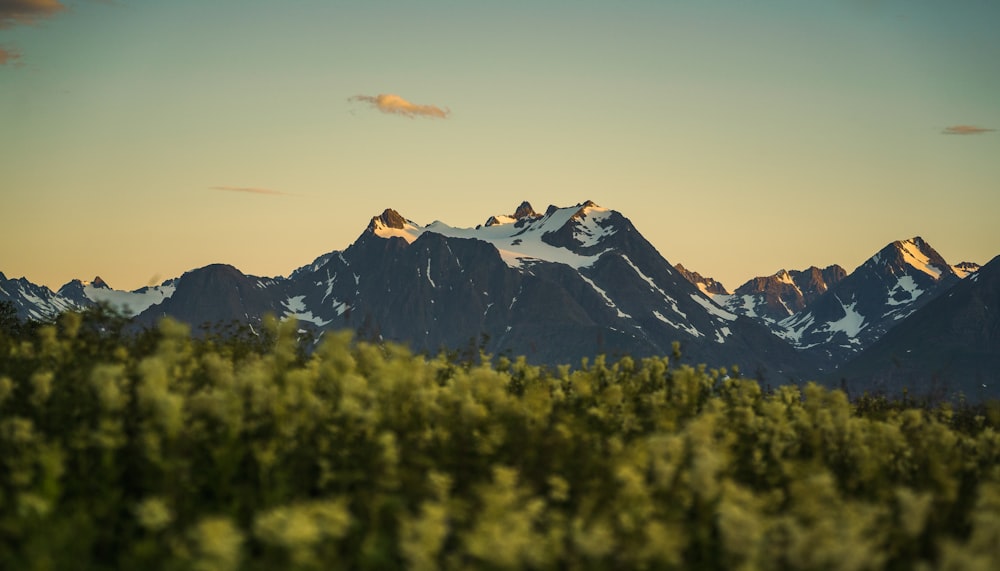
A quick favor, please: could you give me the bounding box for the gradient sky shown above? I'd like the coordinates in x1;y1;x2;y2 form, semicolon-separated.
2;0;999;292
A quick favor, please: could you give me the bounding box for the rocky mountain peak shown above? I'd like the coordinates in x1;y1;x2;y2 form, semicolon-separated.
787;265;846;303
512;201;537;220
875;237;953;280
90;276;110;289
570;200;600;218
674;264;730;295
368;209;409;232
953;261;981;278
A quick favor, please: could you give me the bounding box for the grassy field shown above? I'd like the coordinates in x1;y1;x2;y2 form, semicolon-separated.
1;311;999;570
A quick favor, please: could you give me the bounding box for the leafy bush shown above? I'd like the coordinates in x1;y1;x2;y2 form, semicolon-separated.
0;313;998;570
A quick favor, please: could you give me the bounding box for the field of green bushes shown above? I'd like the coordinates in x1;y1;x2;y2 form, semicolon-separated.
1;308;999;570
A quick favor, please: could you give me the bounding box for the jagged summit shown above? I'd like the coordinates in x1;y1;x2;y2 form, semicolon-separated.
674;264;730;296
366;208;422;243
513;201;537;220
484;201;541;227
952;261;981;278
364;201;620;268
871;236;954;280
90;276;110;289
368;208;409;231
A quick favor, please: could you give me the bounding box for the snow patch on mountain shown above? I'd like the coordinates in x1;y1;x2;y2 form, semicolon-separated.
570;205;616;247
825;296;866;339
899;239;943;279
282;295;331;327
734;295;763;319
653;310;703;338
370;203;616;270
372;218;423;243
425;259;436;288
484;215;516;226
84;283;176;316
689;293;737;322
778;312;816;345
886;276;923;306
580;274;632;319
715;326;732;344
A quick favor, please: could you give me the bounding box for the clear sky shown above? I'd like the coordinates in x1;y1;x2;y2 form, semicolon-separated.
2;0;998;292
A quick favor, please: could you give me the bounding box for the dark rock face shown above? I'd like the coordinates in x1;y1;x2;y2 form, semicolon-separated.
132;264;287;331
512;201;538;220
367;208;409;232
788;265;846;305
733;270;808;321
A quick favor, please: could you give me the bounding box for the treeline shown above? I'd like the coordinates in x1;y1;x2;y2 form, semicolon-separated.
1;307;999;570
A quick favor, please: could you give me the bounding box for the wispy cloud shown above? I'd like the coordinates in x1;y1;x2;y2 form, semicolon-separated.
1;0;67;65
0;46;21;65
942;125;995;135
210;186;294;197
349;93;450;119
0;0;66;29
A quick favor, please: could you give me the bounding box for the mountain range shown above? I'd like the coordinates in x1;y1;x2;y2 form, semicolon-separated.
2;200;996;401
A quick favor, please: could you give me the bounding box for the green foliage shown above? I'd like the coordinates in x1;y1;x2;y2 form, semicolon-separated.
0;312;998;569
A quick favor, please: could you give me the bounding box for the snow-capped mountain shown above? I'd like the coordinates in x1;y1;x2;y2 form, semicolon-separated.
2;204;991;393
835;254;1000;402
673;238;983;371
0;273;177;321
777;237;967;363
0;272;84;321
276;201;809;375
59;277;178;317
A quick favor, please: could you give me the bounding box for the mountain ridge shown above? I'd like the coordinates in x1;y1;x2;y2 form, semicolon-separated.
2;202;993;398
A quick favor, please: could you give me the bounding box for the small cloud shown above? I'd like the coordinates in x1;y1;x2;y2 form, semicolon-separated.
942;125;995;135
349;93;449;119
1;0;68;67
0;0;66;29
0;46;22;66
210;186;293;197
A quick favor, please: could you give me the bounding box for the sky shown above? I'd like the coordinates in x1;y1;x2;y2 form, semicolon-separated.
2;0;999;292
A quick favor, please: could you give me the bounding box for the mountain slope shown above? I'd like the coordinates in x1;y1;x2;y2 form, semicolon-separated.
833;255;1000;402
133;264;285;330
0;272;82;321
